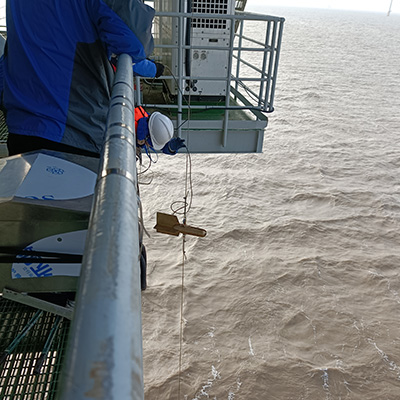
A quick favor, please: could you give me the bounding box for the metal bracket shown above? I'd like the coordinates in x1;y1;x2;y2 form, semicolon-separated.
2;288;74;320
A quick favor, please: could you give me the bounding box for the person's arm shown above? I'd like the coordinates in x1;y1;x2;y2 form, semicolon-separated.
161;138;186;155
132;59;163;78
89;0;158;77
136;117;150;144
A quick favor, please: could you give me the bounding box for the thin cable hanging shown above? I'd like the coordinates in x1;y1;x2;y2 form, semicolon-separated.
178;3;193;397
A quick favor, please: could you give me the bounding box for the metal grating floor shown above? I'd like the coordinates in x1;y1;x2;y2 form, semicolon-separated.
0;110;8;143
0;298;70;400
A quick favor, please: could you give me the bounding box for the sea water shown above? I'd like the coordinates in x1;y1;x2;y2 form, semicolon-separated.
141;7;400;399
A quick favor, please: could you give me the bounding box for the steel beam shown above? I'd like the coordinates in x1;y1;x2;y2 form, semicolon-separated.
2;288;74;320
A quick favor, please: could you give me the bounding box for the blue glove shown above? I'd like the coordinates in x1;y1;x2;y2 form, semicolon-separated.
154;62;165;78
162;138;186;155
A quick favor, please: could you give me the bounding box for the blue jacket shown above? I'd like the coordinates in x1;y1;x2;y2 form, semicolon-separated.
4;0;157;153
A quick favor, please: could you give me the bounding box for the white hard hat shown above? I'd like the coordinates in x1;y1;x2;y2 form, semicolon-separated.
148;112;174;150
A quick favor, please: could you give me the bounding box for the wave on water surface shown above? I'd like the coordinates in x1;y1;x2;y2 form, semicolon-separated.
141;7;400;399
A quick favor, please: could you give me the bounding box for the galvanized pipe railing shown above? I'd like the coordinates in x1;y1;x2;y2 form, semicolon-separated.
222;15;236;147
58;54;144;400
152;10;284;117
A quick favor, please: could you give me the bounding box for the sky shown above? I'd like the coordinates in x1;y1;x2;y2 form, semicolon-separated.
0;0;398;26
246;0;399;14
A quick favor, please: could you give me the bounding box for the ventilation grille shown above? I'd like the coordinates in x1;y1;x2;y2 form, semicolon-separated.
192;0;229;30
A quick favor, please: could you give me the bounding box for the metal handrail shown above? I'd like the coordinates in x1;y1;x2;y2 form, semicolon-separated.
152;8;284;125
58;54;144;400
156;10;284;22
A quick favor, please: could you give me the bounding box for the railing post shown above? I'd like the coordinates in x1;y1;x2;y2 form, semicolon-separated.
57;53;144;400
222;14;236;147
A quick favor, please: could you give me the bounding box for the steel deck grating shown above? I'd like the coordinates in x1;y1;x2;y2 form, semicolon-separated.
0;109;8;143
0;298;70;399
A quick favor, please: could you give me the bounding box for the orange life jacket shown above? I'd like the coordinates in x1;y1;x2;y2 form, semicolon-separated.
135;106;148;129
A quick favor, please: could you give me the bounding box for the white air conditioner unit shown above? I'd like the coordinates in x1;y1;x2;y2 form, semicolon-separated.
184;0;235;97
154;0;236;98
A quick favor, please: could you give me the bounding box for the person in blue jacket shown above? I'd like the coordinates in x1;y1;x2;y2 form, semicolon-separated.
134;106;185;156
3;0;164;157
